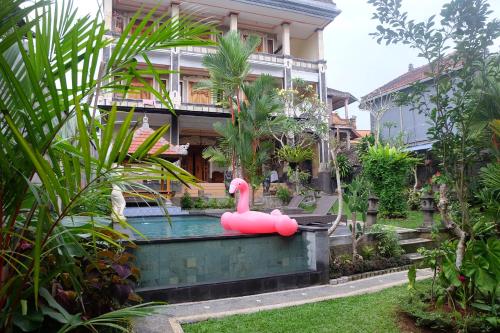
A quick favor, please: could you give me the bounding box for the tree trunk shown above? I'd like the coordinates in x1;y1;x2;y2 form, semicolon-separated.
328;149;343;235
437;183;467;269
351;211;357;261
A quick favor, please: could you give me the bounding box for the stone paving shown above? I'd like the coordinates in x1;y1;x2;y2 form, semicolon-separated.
133;268;432;333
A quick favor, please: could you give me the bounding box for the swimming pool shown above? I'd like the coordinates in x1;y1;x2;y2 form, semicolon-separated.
128;215;239;239
119;214;330;303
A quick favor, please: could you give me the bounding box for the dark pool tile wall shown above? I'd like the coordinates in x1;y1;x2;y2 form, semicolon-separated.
134;233;315;288
131;224;330;303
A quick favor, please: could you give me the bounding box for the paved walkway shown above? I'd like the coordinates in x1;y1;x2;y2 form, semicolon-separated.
133;268;432;333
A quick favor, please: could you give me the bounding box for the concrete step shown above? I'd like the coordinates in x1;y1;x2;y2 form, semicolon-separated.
399;237;434;253
403;252;425;263
396;230;422;240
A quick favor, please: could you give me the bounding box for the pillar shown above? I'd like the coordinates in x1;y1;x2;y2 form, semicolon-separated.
317;57;330;192
366;195;379;227
229;12;238;32
103;0;113;31
281;22;291;56
344;97;349;120
170;3;181;108
282;22;293;91
170;115;179;145
316;28;324;61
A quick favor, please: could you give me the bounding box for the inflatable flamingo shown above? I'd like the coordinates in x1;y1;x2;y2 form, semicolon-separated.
221;178;298;237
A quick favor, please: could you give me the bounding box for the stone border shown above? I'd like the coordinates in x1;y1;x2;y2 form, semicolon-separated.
329;264;414;285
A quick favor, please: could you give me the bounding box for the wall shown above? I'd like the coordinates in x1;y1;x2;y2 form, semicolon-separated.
290;34;319;61
371;83;434;146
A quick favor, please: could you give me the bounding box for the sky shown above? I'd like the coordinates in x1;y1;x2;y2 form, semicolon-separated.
325;0;500;130
75;0;500;130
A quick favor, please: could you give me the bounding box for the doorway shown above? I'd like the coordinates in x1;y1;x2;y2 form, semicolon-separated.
182;145;209;181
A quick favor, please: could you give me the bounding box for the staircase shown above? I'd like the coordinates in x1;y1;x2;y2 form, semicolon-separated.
397;229;435;263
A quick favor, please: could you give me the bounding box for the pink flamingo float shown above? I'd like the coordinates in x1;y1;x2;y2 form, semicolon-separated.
221;178;298;237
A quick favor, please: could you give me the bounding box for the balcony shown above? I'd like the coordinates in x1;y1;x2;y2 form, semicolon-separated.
98;95;229;115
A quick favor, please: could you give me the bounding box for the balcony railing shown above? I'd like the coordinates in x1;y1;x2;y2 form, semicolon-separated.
98;96;229;114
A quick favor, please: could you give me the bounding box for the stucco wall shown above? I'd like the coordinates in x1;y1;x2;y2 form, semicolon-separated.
291;34;319;61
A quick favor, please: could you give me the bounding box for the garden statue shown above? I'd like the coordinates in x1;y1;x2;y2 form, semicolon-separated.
263;175;271;194
224;169;232;192
111;183;127;222
221;178;298;236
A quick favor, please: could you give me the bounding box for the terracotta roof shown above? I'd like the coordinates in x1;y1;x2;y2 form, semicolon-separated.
362;57;459;101
128;116;176;155
356;130;371;138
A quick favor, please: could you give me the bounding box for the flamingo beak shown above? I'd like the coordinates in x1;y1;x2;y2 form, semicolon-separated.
229;183;236;194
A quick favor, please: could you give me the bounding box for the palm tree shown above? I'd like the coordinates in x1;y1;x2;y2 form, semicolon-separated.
0;1;210;331
199;31;260;175
204;75;285;203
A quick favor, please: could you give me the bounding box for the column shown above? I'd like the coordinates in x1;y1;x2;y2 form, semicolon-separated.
229;12;238;32
317;47;330;193
282;22;292;90
170;115;179;145
282;22;291;56
170;3;181;108
103;0;113;31
344;97;349;120
316;28;324;61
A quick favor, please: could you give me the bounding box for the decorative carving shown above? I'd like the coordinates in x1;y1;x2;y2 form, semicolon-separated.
318;63;327;73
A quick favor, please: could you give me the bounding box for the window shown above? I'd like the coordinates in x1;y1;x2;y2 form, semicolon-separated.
267;39;274;54
189;81;211;104
113;13;124;33
127;77;153;100
130;20;154;36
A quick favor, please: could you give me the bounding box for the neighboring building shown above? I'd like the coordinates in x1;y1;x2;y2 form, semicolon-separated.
327;88;359;150
100;0;353;196
361;63;436;152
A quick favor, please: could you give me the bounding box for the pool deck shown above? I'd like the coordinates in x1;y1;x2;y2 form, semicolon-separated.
132;268;433;333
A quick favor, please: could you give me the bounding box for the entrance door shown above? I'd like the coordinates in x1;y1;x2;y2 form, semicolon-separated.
182;145;209;181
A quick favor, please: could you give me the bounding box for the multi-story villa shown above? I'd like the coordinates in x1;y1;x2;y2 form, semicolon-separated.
100;0;355;197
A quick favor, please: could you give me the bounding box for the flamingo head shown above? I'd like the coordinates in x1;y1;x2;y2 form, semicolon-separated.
228;178;248;194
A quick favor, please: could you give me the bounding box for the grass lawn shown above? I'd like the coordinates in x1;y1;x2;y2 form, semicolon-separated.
378;210;442;229
183;280;430;333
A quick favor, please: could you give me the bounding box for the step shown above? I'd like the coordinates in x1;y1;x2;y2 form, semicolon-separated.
399;237;434;253
396;230;422;240
403;252;425;263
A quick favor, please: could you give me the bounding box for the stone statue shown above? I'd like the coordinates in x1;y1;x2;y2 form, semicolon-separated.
111;183;126;222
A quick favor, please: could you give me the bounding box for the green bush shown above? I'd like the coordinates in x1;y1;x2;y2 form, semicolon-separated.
371;225;405;258
276;186;292;204
334;153;353;179
207;198;218;208
362;145;418;217
193;197;206;209
180;192;194;209
406;188;421;211
360;245;376;260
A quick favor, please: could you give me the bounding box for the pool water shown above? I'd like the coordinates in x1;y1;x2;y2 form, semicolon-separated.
128;215;238;239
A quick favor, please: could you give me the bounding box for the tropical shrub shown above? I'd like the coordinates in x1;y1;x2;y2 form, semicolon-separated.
370;225;405;258
406;188;422;211
330;254;410;279
362;145;418;217
277;145;314;167
369;0;500;330
180;192;194;209
0;1;207;331
334;153;353;180
276;186;292;204
193;197;207;209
